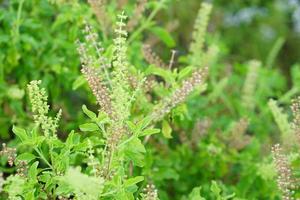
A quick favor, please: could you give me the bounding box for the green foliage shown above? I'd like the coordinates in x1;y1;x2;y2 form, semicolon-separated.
268;99;295;145
1;0;300;199
60;168;104;200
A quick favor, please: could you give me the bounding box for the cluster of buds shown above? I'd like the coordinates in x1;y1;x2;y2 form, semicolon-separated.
16;160;28;177
27;80;62;137
0;144;28;177
170;68;207;107
189;2;212;66
242;60;261;111
77;24;113;118
58;196;72;200
144;77;156;92
86;140;102;177
178;130;188;145
77;25;110;70
227;119;251;150
271;144;295;200
0;143;16;166
81;66;113;118
291;96;300;144
128;75;156;93
0;172;3;192
143;184;158;200
127;0;148;31
151;68;207;122
98;150;116;181
142;44;167;69
191;118;211;149
87;0;110;34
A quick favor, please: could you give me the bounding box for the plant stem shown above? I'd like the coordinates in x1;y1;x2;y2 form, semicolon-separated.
34;147;53;170
128;0;166;43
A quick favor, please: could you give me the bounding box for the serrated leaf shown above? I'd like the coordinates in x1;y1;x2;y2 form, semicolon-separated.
79;123;99;132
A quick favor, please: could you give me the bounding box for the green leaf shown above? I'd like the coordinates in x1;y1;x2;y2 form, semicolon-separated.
127;121;138;135
95;112;110;124
140;128;160;137
138;116;152;130
145;65;175;84
12;126;28;141
16;153;36;163
72;75;86;90
177;66;194;81
79;123;99;132
28;161;39;180
7;86;25;99
124;137;146;167
66;131;81;148
150;27;176;48
188;186;206;200
82;105;97;119
60;167;104;200
124;176;144;188
162;120;172;138
211;181;222;200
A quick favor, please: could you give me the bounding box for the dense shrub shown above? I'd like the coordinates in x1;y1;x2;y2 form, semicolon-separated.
1;0;300;199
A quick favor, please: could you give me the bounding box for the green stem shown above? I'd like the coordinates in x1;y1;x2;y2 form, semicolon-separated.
128;0;166;43
34;147;53;170
13;0;24;41
266;37;285;69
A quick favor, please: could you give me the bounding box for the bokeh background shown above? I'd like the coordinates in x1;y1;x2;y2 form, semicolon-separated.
1;0;300;199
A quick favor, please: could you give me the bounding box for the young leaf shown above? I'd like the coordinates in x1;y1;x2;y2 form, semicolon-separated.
124;176;144;188
16;153;36;163
79;123;99;132
12;126;28;141
145;65;175;84
177;66;194;81
28;161;39;180
150;27;176;48
82;105;97;119
72;75;86;90
140;128;160;137
188;186;206;200
66;131;81;148
124;137;146;167
162;120;172;138
60;168;104;200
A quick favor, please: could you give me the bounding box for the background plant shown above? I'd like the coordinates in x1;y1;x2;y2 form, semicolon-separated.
1;0;300;199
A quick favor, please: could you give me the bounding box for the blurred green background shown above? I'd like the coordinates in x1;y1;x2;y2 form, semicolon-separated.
1;0;300;199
